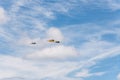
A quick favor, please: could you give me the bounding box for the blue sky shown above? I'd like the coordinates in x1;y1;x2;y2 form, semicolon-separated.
0;0;120;80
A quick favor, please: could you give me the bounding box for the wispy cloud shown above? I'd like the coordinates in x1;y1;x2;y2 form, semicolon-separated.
75;69;105;78
0;7;9;24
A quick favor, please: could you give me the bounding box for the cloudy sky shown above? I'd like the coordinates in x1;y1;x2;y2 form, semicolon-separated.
0;0;120;80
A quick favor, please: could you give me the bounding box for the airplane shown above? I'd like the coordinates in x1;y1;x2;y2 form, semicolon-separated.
55;41;60;43
31;42;36;44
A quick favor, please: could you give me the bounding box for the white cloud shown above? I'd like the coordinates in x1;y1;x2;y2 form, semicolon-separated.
9;0;76;20
0;42;119;80
27;45;78;60
0;55;39;71
93;0;120;11
89;46;120;62
0;54;79;80
0;7;9;24
117;73;120;80
107;0;120;11
77;46;120;70
0;70;16;79
33;6;55;19
78;40;114;59
0;55;40;79
75;69;105;78
47;27;64;41
61;22;120;60
10;0;25;14
75;69;90;78
34;21;46;31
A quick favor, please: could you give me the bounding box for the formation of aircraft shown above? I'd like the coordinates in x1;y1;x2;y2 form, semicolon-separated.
31;39;60;45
